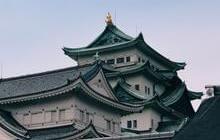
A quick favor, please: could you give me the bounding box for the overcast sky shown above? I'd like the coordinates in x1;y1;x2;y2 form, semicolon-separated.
0;0;219;96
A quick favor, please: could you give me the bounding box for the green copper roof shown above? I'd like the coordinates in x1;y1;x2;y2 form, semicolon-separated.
86;24;133;48
113;79;148;104
156;118;189;133
63;24;186;71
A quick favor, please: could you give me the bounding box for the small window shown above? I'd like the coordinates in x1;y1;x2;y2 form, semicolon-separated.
59;109;65;121
86;112;89;123
127;120;132;128
80;110;84;122
51;110;57;122
107;59;115;64
138;57;141;63
133;120;137;128
31;112;43;124
112;122;116;132
126;56;130;62
145;86;148;94
23;113;29;125
145;86;150;95
116;57;124;63
151;119;154;128
148;88;150;95
135;84;140;91
106;120;111;130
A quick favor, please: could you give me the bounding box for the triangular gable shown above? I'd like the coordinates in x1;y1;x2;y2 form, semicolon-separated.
86;24;133;48
87;69;118;101
83;61;118;101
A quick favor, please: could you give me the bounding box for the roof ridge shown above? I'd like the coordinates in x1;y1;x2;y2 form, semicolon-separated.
0;63;92;82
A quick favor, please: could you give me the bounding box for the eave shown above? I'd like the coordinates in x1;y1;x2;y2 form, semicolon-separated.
115;80;148;101
53;121;102;140
105;61;172;86
186;90;203;100
0;110;29;139
63;33;185;71
144;100;186;119
0;75;143;113
86;24;133;48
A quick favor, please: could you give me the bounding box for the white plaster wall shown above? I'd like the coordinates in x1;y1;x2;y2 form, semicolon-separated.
77;48;139;66
136;49;170;70
121;108;161;131
3;93;121;135
125;74;154;97
77;47;170;71
87;70;115;100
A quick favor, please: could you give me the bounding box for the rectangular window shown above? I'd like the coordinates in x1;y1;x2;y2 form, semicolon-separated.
126;56;130;62
135;84;140;91
138;57;141;63
133;120;137;128
151;119;154;128
59;109;65;121
145;86;148;94
116;57;124;63
107;59;115;64
31;112;43;124
106;120;111;130
127;120;132;128
112;122;116;132
65;109;73;120
86;112;89;123
23;113;30;125
148;88;150;95
51;110;57;122
45;110;57;123
80;110;84;122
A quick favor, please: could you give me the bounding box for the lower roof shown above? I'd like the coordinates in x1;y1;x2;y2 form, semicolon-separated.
173;96;220;140
0;109;29;139
29;121;102;140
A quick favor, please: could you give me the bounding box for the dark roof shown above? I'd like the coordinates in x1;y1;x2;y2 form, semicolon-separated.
0;109;29;139
0;61;143;113
173;96;220;140
86;24;133;48
160;83;195;118
0;64;91;99
156;119;188;133
113;79;147;104
63;29;186;71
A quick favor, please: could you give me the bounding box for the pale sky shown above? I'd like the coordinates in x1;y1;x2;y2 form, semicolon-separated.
0;0;219;96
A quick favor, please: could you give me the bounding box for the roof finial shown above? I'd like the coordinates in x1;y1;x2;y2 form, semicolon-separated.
93;52;100;61
105;12;113;25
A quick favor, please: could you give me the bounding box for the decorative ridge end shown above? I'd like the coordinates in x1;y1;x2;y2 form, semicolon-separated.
105;12;113;25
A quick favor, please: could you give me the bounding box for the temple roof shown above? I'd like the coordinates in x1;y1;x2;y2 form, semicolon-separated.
0;62;143;113
144;99;186;119
113;79;148;104
173;95;220;140
159;83;198;117
63;24;186;71
0;64;91;100
0;109;29;139
156;118;188;133
104;61;174;85
86;24;133;48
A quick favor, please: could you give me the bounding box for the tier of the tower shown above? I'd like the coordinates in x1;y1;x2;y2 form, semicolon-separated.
63;21;185;72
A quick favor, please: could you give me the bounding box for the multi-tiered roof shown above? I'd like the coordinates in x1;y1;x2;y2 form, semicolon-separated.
0;15;203;139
